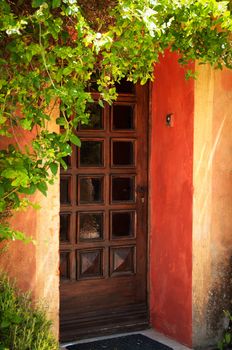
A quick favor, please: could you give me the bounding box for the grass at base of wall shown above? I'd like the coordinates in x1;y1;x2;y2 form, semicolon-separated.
0;273;59;350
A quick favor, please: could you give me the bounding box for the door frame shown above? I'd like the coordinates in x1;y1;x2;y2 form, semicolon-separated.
59;82;152;339
146;81;153;328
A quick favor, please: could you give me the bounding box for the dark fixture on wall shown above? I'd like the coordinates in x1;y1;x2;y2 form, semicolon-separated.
166;113;174;127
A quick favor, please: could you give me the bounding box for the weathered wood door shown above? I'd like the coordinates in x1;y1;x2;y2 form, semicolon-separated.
60;83;149;342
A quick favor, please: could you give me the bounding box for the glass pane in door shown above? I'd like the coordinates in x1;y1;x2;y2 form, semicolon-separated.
112;105;134;130
60;213;71;242
60;177;71;204
111;211;135;238
111;176;135;202
112;141;134;166
80;141;103;167
79;177;104;204
80;103;103;130
79;212;103;240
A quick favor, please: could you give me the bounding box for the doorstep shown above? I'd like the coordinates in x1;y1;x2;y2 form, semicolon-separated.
60;328;193;350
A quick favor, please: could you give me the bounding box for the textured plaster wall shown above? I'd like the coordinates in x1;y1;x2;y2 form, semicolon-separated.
193;65;232;348
150;51;194;347
34;103;60;336
34;175;60;336
0;119;37;294
0;103;60;338
0;208;37;294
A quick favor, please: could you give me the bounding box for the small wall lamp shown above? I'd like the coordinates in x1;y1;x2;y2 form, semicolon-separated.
166;113;174;127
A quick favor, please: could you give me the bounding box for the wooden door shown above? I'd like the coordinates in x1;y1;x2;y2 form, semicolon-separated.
60;83;149;342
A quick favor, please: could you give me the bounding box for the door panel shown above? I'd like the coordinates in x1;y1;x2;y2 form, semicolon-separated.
60;84;149;342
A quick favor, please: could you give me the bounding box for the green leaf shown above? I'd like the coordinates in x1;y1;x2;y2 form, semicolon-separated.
12;314;21;324
140;77;147;85
0;200;6;212
56;117;66;126
63;66;73;76
70;134;81;147
37;182;48;196
50;162;58;176
0;224;33;243
0;344;9;350
0;184;4;197
0;320;10;328
1;169;17;179
60;159;67;170
11;230;33;244
52;0;61;8
99;100;104;108
11;173;29;187
20;118;33;130
10;193;20;208
0;114;7;125
32;0;45;7
225;332;231;344
19;184;37;195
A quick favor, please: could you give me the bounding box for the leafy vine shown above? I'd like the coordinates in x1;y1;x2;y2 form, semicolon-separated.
0;0;231;241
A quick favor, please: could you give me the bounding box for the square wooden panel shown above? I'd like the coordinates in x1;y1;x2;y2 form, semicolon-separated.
110;246;136;276
78;212;104;241
77;249;104;280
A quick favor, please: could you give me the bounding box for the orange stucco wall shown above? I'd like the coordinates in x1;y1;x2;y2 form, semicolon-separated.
0;125;37;294
0;104;60;336
0;208;37;293
150;51;194;347
192;65;232;347
150;56;232;348
0;55;231;348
